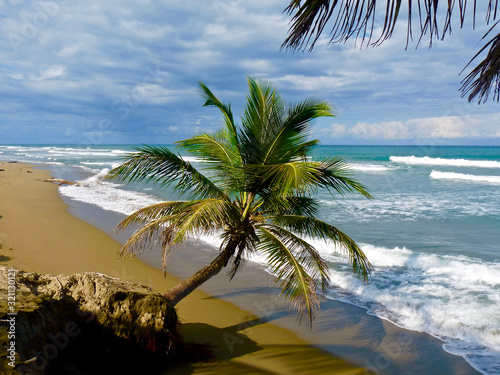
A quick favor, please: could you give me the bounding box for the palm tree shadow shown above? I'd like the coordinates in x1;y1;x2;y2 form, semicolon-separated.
0;255;11;262
170;318;263;374
203;287;280;300
168;320;371;375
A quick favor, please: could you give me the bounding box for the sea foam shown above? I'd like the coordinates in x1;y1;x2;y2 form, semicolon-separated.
430;170;500;184
390;156;500;169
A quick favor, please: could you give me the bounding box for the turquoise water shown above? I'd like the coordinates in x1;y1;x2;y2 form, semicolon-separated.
1;144;499;374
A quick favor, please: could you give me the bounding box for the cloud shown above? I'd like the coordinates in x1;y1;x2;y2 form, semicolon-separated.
0;0;499;144
328;113;500;140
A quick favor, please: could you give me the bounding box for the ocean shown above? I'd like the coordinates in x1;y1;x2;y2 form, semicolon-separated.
1;144;499;374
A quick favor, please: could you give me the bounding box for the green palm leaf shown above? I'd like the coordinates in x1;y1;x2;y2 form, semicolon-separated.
316;157;373;198
258;195;319;217
108;145;226;200
170;199;239;243
115;201;192;230
268;214;373;281
261;98;333;164
257;225;323;325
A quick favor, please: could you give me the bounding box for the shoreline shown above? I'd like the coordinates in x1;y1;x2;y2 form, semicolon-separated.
0;161;481;374
0;161;369;374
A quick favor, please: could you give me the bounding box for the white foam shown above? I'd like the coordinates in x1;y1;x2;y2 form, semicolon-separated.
320;188;500;221
59;169;161;215
319;243;500;375
48;149;116;156
390;156;500;169
430;171;500;184
181;156;205;163
350;163;392;172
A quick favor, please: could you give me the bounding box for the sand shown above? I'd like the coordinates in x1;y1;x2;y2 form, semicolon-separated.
0;161;368;374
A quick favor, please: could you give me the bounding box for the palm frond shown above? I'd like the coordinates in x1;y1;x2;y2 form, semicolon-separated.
254;157;371;198
108;145;227;200
119;217;173;258
283;0;405;51
115;201;192;231
261;223;330;289
176;130;246;194
258;195;319;217
198;81;239;142
240;77;285;164
257;225;327;325
461;26;500;103
177;130;239;166
268;214;372;281
256;161;322;195
283;1;500;103
316;157;372;198
171;198;239;243
261;98;333;165
283;0;496;51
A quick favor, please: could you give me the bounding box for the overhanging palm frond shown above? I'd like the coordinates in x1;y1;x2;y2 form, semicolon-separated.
268;214;373;281
283;0;405;51
461;25;500;103
282;0;500;103
108;145;226;200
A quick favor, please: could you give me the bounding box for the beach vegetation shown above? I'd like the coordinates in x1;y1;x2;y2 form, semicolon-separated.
282;0;500;104
108;77;372;324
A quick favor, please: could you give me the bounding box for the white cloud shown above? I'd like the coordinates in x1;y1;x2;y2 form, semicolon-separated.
329;123;347;137
329;114;500;140
29;66;66;81
272;74;347;91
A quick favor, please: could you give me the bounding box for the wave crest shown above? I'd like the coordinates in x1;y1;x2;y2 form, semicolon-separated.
390;156;500;169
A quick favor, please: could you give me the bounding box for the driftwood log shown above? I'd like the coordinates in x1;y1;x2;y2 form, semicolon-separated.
42;179;79;186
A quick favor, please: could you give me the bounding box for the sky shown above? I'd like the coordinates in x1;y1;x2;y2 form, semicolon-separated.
1;0;500;146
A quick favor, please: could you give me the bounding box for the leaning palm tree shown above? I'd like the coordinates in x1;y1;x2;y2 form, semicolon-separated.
108;77;372;324
283;0;500;104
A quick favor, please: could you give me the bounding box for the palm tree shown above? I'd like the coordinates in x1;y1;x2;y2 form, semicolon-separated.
282;0;500;104
108;77;372;323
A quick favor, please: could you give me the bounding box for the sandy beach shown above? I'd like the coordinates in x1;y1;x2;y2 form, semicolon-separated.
0;161;370;374
0;161;481;374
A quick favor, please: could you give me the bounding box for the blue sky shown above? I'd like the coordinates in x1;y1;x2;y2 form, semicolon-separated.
1;0;499;145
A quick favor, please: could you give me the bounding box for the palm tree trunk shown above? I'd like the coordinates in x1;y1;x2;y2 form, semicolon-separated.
162;251;230;306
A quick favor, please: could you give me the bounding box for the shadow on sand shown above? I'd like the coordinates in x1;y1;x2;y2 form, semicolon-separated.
167;316;371;375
